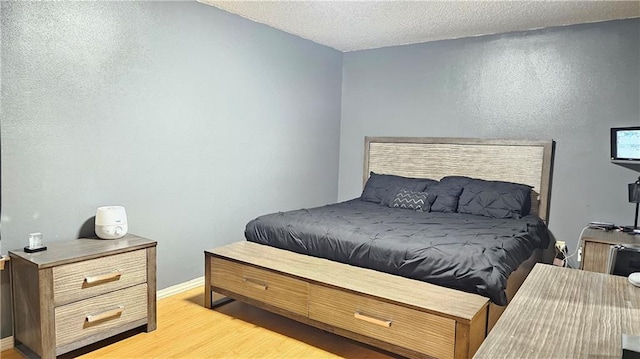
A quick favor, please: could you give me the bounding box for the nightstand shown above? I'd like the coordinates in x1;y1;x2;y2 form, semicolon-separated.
9;234;157;359
580;228;640;273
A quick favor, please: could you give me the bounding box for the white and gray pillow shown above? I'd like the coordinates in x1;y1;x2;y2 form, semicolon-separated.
387;188;437;212
361;172;437;204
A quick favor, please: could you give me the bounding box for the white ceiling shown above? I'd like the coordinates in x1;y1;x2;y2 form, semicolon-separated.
200;1;640;52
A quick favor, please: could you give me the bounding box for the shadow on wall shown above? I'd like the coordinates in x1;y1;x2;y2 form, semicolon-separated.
78;216;99;239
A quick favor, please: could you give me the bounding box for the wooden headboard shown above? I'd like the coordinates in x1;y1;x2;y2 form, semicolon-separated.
364;137;554;223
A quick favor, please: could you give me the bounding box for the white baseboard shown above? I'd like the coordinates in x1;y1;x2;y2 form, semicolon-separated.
157;276;204;300
1;336;13;351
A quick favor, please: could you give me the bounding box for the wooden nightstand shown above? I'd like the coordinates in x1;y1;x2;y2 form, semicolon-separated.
580;228;640;273
9;234;157;359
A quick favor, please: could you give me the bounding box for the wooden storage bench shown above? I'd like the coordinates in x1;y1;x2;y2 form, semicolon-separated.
205;241;489;359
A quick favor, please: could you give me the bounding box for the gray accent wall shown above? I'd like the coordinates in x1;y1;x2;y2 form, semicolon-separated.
339;19;640;262
1;1;342;338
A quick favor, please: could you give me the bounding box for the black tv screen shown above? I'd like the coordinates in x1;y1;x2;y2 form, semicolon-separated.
611;126;640;161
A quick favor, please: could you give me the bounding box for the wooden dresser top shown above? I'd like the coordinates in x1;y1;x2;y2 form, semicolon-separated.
582;228;640;245
474;263;640;358
9;234;156;268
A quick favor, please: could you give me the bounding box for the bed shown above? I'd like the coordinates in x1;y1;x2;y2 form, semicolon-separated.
205;137;556;359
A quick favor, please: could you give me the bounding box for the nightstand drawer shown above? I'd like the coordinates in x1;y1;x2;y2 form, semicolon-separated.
210;257;308;316
53;249;147;306
55;283;148;349
309;284;456;359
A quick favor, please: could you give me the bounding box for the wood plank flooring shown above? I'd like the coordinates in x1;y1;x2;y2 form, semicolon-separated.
1;286;393;358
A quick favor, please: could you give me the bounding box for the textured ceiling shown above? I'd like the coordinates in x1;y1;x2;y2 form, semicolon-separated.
200;1;640;52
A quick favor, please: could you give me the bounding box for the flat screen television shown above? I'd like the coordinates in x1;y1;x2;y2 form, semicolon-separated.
611;126;640;162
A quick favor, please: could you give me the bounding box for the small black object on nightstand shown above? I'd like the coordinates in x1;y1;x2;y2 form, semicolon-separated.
23;246;47;253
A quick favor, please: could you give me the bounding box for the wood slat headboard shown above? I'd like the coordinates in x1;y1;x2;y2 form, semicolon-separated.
363;137;554;223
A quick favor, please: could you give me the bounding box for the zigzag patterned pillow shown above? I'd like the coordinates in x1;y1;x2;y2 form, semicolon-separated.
391;188;434;212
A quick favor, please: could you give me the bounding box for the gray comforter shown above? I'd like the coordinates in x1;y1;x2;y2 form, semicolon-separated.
245;199;550;305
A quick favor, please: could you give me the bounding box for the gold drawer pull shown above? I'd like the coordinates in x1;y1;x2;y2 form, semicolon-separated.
84;271;122;285
354;311;392;328
85;305;124;323
242;277;268;290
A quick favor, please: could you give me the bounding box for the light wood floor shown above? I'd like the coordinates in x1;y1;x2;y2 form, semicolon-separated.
1;286;393;358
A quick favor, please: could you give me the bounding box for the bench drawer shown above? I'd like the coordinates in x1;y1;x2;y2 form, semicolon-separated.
210;257;308;316
309;284;456;359
53;249;147;306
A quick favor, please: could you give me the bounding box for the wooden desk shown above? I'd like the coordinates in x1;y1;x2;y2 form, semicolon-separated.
474;264;640;358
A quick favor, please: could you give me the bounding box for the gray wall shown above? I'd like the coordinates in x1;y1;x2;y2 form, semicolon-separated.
1;0;638;342
1;1;342;337
339;19;640;261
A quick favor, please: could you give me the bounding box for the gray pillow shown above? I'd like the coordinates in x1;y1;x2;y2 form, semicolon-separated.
429;185;463;213
361;172;437;204
457;179;532;219
429;176;473;213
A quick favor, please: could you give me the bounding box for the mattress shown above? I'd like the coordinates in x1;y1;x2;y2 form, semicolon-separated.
245;199;551;305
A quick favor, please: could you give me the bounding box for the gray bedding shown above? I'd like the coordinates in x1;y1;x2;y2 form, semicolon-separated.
244;199;551;305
